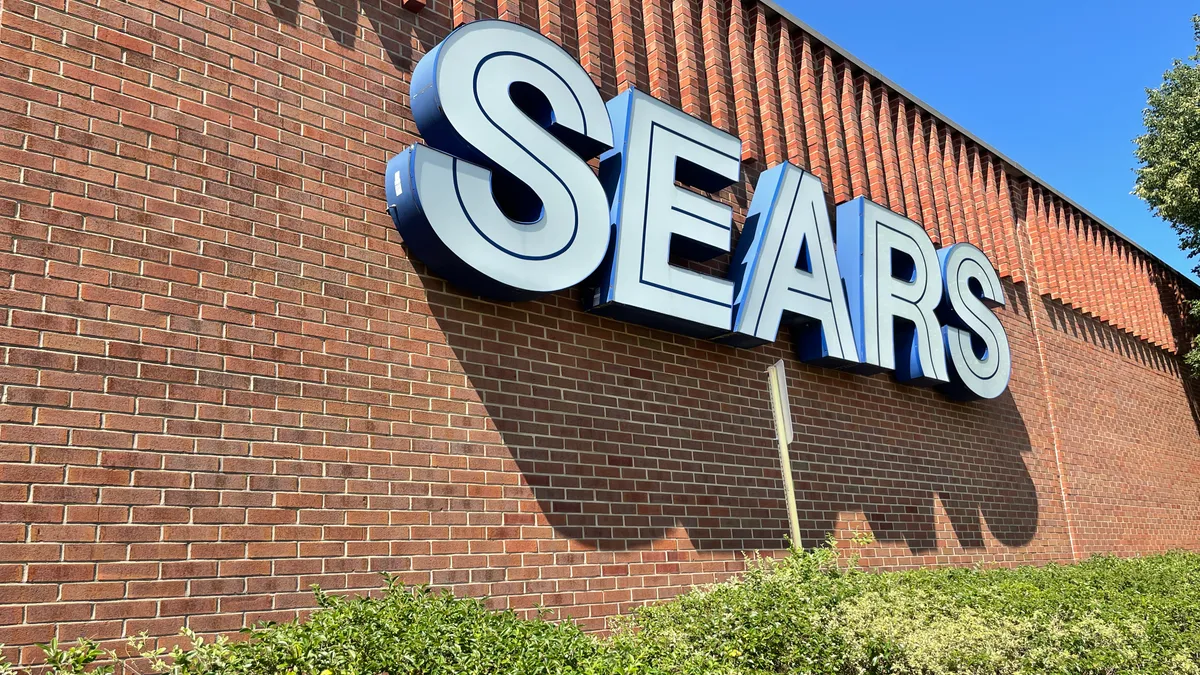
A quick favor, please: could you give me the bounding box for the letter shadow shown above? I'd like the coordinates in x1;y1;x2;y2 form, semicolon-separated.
787;383;1039;552
420;270;1040;554
266;0;436;73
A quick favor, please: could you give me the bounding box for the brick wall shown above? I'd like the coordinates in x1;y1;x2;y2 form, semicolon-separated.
0;0;1197;660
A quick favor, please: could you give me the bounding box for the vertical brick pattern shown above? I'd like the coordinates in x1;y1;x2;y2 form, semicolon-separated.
726;0;758;162
671;0;704;118
699;0;733;134
0;0;1196;659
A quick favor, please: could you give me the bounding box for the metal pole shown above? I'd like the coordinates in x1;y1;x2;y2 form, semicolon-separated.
766;359;801;550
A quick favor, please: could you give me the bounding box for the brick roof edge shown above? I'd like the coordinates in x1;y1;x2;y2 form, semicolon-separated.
759;0;1200;294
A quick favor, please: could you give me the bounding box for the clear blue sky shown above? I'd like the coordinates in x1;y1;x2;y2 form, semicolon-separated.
777;0;1200;283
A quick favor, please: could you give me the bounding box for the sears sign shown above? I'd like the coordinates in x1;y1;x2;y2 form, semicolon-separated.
386;20;1011;400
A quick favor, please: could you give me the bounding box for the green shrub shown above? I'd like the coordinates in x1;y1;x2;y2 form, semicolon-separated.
6;543;1200;675
612;547;1200;674
135;579;644;675
834;553;1200;674
607;542;858;674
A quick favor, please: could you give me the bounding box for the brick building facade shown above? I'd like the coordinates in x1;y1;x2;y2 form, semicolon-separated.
0;0;1198;659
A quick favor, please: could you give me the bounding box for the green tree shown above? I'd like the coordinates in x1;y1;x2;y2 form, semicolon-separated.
1135;14;1200;373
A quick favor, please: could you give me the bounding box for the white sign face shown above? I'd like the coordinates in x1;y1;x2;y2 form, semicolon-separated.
937;243;1012;400
837;197;948;385
387;19;1012;401
724;164;858;367
386;20;613;300
587;90;742;337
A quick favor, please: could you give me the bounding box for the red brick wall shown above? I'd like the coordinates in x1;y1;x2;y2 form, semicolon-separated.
0;0;1197;660
1040;299;1200;557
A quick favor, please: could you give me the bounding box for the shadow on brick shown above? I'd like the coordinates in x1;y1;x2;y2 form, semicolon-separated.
424;270;1042;554
266;0;432;72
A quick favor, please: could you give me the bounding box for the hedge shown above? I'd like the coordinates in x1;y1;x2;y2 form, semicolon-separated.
9;539;1200;675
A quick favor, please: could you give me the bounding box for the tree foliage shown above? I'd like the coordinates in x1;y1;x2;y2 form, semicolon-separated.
1135;14;1200;250
1134;15;1200;372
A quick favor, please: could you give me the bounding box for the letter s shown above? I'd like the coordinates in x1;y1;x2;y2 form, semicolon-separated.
936;243;1012;400
385;20;613;300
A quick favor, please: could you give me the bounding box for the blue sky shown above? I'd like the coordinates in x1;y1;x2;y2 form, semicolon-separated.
777;0;1200;282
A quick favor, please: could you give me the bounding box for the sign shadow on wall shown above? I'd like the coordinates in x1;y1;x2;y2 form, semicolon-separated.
421;272;1041;554
266;0;428;72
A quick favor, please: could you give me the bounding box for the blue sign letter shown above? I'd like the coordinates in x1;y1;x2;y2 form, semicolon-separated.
386;21;614;300
586;89;742;337
937;243;1012;400
723;164;858;366
837;197;948;384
